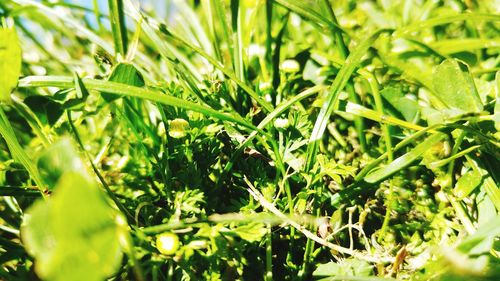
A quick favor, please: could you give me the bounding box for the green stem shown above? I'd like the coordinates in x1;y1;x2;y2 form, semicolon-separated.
265;225;273;281
67;111;134;223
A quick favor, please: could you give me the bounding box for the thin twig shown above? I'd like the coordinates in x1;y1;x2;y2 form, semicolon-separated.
244;177;395;264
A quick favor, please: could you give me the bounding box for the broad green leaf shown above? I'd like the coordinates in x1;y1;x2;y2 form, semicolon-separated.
231;222;267;242
365;133;445;183
103;63;145;102
380;86;419;122
21;172;124;281
0;23;22;102
432;59;483;114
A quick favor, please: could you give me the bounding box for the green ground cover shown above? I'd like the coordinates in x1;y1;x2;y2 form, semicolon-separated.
0;0;499;280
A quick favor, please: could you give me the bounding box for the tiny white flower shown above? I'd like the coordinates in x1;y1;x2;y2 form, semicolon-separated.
274;118;289;129
280;59;300;73
259;81;272;92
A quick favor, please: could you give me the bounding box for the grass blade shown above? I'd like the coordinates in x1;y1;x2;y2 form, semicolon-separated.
108;0;128;56
364;133;445;183
18;76;260;133
304;30;389;171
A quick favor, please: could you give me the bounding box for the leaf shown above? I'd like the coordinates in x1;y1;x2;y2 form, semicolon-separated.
274;0;345;33
21;172;124;281
457;215;500;255
380;86;419;122
37;139;85;189
305;30;389;171
231;222;267;242
0;23;22;102
313;258;374;277
18;75;260;132
364;133;445;183
103;63;145;102
454;170;482;200
23;96;63;126
432;59;483;114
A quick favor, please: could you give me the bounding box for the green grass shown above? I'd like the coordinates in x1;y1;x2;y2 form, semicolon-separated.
0;0;499;280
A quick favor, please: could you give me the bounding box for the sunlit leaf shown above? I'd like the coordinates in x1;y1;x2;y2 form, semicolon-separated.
433;59;483;114
231;222;267;242
313;258;374;277
454;170;482;200
103;63;145;102
380;86;419;122
0;22;22;102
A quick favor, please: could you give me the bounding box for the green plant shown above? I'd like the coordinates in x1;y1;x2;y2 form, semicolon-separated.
0;0;499;280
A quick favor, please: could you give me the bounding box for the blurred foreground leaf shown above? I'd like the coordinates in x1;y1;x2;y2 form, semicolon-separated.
21;173;124;281
37;138;85;189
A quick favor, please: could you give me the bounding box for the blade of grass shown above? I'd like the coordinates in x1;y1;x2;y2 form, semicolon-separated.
428;145;482;169
156;23;274;112
273;0;351;38
108;0;128;56
305;29;390;172
0;186;42;197
344;101;426;131
394;13;500;36
211;0;234;67
320;0;366;152
230;0;245;83
429;38;500;54
125;1;274;112
0;107;45;191
364;133;446;183
18;76;261;133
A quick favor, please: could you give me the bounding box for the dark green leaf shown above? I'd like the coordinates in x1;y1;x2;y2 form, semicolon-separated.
23;95;63;126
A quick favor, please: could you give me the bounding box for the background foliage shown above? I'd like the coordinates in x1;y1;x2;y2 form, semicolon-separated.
0;0;499;280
